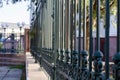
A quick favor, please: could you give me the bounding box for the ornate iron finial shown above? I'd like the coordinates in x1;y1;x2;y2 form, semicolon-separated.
70;50;78;79
79;50;90;79
65;49;70;64
113;52;120;79
64;49;70;74
92;50;105;80
60;49;64;62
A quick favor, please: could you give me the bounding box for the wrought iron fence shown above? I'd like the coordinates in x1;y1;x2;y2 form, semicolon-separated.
30;0;120;80
0;33;25;53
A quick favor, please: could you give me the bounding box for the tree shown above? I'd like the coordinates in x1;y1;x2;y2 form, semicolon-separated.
0;0;28;7
81;0;117;51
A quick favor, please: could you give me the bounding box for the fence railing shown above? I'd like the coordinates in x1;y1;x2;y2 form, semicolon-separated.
30;0;120;80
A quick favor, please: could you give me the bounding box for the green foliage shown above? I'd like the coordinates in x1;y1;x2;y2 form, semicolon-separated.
0;0;28;8
76;0;117;29
89;0;117;28
9;65;26;80
0;42;2;49
29;30;35;39
9;65;25;69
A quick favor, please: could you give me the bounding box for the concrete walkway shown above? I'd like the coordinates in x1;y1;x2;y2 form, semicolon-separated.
0;66;22;80
26;52;50;80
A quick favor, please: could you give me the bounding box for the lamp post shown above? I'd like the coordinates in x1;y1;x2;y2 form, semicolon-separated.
1;23;8;53
17;22;25;53
1;23;8;39
11;28;15;53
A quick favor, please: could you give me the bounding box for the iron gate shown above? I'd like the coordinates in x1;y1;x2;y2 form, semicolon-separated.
30;0;120;80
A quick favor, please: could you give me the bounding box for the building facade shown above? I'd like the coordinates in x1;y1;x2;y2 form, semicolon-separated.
0;22;29;53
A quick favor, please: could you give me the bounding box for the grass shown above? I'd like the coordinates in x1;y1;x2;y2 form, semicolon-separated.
9;65;25;69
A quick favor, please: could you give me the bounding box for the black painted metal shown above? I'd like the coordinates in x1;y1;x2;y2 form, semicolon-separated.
69;0;74;78
117;0;120;52
89;0;93;72
11;34;15;53
78;0;81;68
105;0;110;79
113;0;120;80
30;0;120;80
92;0;104;79
83;0;86;51
80;1;89;80
70;0;74;65
78;0;82;79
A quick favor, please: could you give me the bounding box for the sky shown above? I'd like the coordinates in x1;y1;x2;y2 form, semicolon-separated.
0;1;30;25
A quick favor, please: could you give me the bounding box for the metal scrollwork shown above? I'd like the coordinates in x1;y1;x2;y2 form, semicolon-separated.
81;50;87;66
72;50;78;79
65;49;70;64
92;74;105;80
60;49;64;62
56;49;60;67
77;66;82;80
68;63;73;77
60;49;64;70
64;49;70;74
80;50;89;80
57;49;59;60
81;70;90;80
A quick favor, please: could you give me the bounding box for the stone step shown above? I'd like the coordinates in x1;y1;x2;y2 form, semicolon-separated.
0;57;25;61
0;62;24;66
0;54;25;66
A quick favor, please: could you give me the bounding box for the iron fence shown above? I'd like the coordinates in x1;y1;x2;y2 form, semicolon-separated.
30;0;120;80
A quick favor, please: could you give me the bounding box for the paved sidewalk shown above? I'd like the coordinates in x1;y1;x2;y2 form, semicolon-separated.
26;52;50;80
0;66;22;80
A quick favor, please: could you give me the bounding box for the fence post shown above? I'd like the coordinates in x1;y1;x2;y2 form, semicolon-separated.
11;34;15;53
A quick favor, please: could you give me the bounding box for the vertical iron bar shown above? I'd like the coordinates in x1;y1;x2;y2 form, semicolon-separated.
65;0;71;75
80;1;89;79
60;0;63;57
53;0;57;79
74;0;76;50
65;0;69;51
78;0;82;79
70;0;73;64
62;0;64;51
57;0;60;66
83;0;86;50
89;0;93;72
3;28;5;51
78;0;81;68
93;0;105;79
105;0;110;79
59;0;64;67
64;0;69;55
61;0;65;69
113;1;120;80
54;0;57;79
117;0;120;52
20;27;21;52
96;0;100;50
